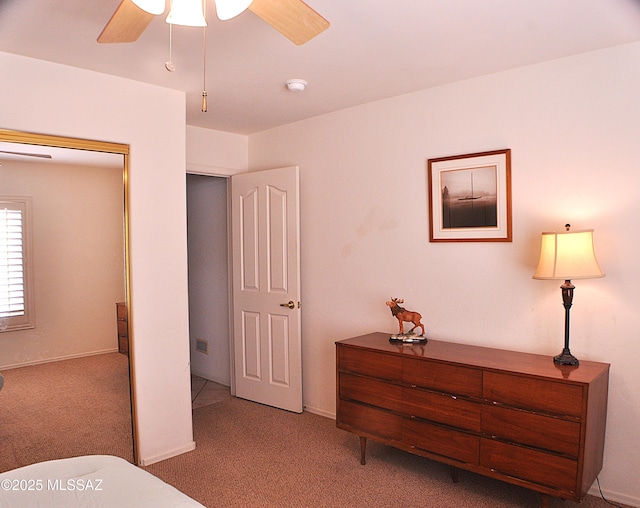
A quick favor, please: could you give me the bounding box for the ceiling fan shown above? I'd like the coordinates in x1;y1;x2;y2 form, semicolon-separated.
98;0;330;46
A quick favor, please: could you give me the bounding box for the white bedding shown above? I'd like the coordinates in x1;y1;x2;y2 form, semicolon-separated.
0;455;205;508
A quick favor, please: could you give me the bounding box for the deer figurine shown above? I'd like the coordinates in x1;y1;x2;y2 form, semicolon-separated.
386;298;425;336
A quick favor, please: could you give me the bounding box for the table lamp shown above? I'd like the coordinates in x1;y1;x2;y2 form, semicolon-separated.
532;224;604;365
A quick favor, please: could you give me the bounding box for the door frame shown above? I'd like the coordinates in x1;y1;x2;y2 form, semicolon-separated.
185;167;302;409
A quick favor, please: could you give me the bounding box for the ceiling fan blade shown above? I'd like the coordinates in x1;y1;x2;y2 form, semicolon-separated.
248;0;330;45
97;0;156;43
0;150;52;159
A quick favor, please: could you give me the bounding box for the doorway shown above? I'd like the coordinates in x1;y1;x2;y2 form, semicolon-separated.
186;174;231;400
186;166;303;413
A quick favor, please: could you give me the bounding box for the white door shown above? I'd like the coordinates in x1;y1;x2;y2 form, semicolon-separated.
231;166;302;413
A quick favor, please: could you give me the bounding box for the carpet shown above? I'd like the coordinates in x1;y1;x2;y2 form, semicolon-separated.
144;397;628;508
0;353;133;473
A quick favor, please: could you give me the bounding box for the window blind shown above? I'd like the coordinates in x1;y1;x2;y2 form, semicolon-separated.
0;206;25;318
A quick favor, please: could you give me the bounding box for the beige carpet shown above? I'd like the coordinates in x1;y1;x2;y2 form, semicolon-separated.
0;352;133;472
145;397;629;508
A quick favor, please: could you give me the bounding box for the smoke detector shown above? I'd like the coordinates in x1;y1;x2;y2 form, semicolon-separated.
286;79;307;92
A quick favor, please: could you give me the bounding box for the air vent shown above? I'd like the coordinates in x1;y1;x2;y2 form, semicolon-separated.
195;339;208;354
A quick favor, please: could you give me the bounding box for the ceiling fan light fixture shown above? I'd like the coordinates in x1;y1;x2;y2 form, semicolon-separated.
166;0;207;27
132;0;165;15
215;0;254;21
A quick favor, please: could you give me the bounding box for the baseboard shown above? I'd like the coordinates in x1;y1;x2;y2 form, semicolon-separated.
303;404;336;420
190;368;229;387
137;441;196;467
0;348;120;371
588;483;640;507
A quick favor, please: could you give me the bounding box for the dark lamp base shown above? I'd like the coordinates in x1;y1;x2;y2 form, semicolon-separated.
554;348;579;366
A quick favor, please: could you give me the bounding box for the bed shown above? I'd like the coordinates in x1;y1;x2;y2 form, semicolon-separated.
0;455;205;507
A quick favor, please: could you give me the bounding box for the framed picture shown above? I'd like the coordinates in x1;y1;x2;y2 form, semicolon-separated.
428;149;511;242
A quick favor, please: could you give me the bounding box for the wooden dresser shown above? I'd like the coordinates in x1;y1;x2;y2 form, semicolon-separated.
116;302;129;355
336;332;609;507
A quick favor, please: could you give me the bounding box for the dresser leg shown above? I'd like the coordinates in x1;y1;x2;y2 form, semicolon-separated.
540;493;550;508
450;466;459;483
359;436;367;465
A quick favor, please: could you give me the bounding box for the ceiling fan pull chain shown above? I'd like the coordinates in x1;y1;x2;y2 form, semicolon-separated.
165;22;176;72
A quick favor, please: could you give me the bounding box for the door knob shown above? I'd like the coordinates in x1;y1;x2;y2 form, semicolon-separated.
280;300;296;309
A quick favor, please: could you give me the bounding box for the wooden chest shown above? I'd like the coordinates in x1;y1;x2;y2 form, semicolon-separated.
336;332;609;507
116;301;129;355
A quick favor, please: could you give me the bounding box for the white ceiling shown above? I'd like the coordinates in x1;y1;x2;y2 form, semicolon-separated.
0;0;639;135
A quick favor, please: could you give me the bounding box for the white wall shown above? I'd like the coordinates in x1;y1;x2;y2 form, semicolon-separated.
0;161;125;368
186;125;248;176
186;174;230;385
2;39;637;503
248;42;640;506
0;51;194;465
184;126;247;386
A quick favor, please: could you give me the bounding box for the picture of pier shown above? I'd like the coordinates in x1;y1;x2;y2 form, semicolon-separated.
441;165;498;229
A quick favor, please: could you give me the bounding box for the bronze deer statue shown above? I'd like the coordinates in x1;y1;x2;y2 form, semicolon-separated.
386;298;425;335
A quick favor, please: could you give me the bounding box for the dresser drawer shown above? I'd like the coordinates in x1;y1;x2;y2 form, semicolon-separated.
480;438;577;492
482;405;580;457
337;400;402;442
403;387;481;432
339;372;402;412
484;371;584;417
403;358;482;398
338;346;402;382
404;418;480;464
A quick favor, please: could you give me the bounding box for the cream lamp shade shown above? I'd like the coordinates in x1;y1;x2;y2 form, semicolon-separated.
533;229;604;281
166;0;207;26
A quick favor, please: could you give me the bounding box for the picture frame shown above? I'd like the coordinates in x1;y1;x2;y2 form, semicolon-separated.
428;149;512;242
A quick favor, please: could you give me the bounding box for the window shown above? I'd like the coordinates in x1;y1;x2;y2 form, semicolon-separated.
0;197;34;332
